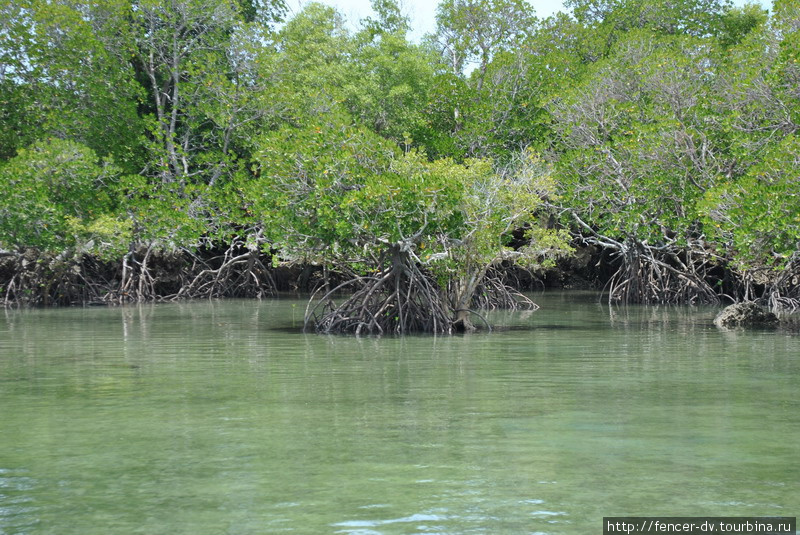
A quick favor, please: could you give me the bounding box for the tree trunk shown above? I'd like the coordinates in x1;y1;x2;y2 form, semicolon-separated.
453;307;476;333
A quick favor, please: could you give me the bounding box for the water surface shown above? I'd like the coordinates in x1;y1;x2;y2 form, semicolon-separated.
1;293;798;534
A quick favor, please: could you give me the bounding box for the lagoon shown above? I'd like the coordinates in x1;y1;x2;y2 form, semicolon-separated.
1;292;798;534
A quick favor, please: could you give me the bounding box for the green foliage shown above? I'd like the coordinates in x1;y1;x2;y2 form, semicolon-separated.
0;0;797;309
434;0;537;77
235;0;287;24
132;0;244;184
416;72;473;159
346;18;437;148
701;135;800;268
119;175;212;250
253;110;569;306
252;115;459;262
698;6;800;272
717;3;768;48
0;0;145;171
0;138;128;256
424;150;572;294
275;2;352;105
566;0;734;38
550;31;722;243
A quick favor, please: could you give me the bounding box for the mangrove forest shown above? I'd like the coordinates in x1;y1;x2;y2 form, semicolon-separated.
1;0;799;332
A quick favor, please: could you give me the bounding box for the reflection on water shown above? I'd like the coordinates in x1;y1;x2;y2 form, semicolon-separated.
0;293;798;534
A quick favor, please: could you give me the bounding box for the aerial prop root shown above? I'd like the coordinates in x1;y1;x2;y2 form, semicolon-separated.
176;242;276;299
471;269;539;310
763;255;800;312
306;249;453;335
605;242;720;305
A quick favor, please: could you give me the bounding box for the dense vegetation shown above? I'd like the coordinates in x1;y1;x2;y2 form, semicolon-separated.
1;0;798;329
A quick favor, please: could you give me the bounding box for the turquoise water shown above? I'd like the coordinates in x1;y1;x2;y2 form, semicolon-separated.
1;293;798;534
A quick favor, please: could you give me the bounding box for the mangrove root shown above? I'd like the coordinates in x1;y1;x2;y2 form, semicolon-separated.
305;246;453;335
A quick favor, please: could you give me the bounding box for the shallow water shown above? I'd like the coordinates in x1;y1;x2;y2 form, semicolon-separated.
1;292;798;534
